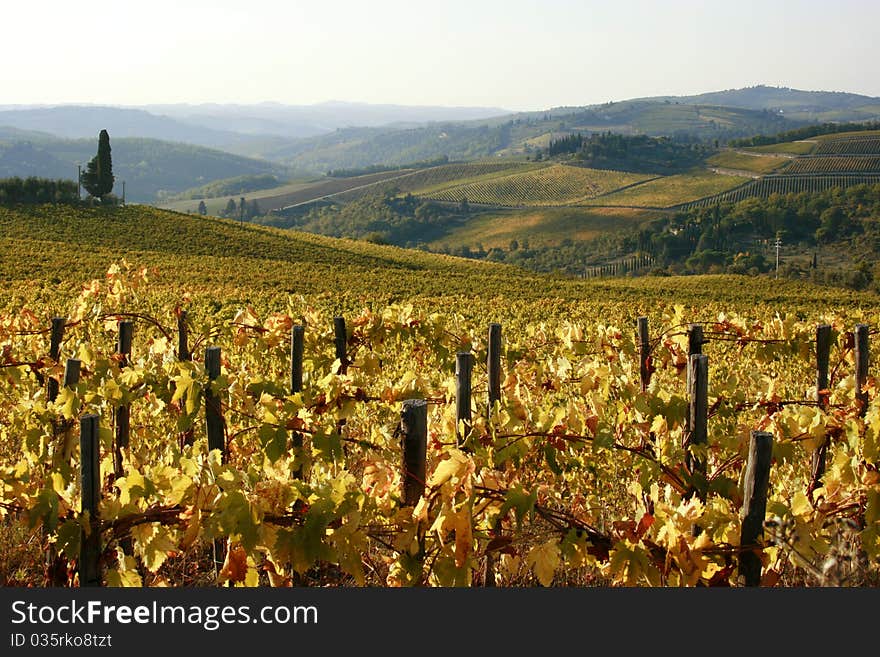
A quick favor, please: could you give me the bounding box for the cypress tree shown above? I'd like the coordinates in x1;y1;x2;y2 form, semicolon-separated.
80;129;114;201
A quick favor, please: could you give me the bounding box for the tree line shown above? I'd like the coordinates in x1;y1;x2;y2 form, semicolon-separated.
0;177;79;205
545;132;711;174
728;121;880;148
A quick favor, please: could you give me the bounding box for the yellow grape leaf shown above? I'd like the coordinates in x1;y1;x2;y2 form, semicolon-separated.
131;523;178;573
219;542;249;584
428;449;470;488
791;491;812;517
179;507;201;550
526;539;560;587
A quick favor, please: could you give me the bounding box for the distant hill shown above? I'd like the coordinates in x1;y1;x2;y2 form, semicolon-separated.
143;100;512;138
633;85;880;122
256;103;798;173
0;106;249;149
0;136;287;202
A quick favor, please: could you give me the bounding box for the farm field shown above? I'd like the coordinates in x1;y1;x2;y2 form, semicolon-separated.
706;151;790;174
587;171;750;208
427;206;663;250
161;168;418;215
2;204;879;590
784;156;880;174
746;141;818;155
419;164;653;207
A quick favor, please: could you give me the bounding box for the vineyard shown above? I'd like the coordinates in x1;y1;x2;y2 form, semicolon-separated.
332;161;538;202
1;261;878;588
706;151;790;175
420;164;653;207
678;174;880;210
784;157;880;174
814;137;880;156
589;172;749;209
163;169;419;215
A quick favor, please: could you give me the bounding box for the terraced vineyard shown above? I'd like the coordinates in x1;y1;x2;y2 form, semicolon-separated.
163;169;419;215
706;151;790;174
421;164;653;207
332;161;538;202
785;156;880;174
678;174;880;209
814;136;880;155
588;171;749;209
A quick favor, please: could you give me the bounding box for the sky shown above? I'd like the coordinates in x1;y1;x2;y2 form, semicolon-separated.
3;0;879;112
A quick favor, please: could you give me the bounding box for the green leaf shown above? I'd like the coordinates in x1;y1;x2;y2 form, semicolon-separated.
55;520;81;559
499;485;537;528
259;424;289;463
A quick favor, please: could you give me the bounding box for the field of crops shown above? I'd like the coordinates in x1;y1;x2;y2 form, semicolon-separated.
2;204;880;590
591;171;749;209
814;137;880;156
163;169;418;215
427;206;663;250
680;174;880;210
421;165;652;207
2;258;878;589
334;161;539;202
784;156;880;174
746;141;817;156
706;151;790;174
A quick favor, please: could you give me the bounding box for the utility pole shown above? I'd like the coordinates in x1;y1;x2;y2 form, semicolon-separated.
774;237;781;279
122;180;125;206
240;196;245;224
77;164;81;200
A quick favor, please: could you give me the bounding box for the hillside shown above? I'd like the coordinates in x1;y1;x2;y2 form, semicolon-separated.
636;85;880;122
0;136;288;203
1;204;875;316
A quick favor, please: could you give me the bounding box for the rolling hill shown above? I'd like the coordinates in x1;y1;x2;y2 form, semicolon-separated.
0;136;288;203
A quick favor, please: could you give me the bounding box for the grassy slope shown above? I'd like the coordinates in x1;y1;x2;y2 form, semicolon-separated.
2;204;875;319
160;169;421;215
746;141;817;155
706;151;791;174
418;165;653;207
585;171;749;208
427;207;663;250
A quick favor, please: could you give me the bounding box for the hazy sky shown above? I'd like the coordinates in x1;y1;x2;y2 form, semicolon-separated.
3;0;879;111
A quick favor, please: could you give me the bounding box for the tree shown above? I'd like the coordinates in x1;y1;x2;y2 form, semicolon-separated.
80;130;114;201
198;200;207;215
223;198;236;217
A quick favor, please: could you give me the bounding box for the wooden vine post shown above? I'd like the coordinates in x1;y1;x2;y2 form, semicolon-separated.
809;324;832;496
737;431;773;586
204;346;224;456
113;320;133;479
686;353;709;501
638;316;650;392
47;317;66;402
334;317;348;375
456;351;473;448
44;318;67;585
178;310;196;448
204;346;225;576
290;324;305;479
487;323;502;414
486;323;502;587
79;414;102;587
400;399;427;507
855;324;869;417
177;310;190;361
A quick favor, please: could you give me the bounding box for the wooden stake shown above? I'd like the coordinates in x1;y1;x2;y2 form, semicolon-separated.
79;414;101;587
809;324;832;495
738;431;773;587
456;352;473;448
855;324;869;417
400;399;427;507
